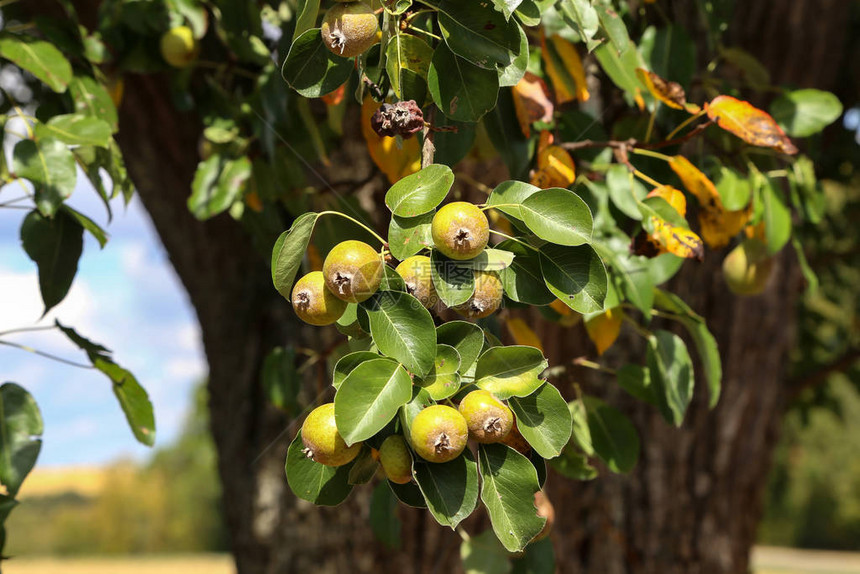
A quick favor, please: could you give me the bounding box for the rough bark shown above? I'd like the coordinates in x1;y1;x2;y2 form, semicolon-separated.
50;0;851;573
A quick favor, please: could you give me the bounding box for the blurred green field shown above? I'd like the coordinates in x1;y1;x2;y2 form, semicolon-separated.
5;548;860;573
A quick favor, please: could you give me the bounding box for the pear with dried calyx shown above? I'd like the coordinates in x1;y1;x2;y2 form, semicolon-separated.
395;255;439;309
301;403;361;467
458;389;514;443
323;240;384;303
410;405;468;463
454;270;503;319
431;202;489;260
321;2;379;58
291;271;348;326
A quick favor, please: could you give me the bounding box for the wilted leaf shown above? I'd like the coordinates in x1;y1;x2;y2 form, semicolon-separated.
530;145;576;189
512;71;554;138
668;156;720;211
705;95;798;155
650;219;704;261
635;68;697;112
646;185;686;217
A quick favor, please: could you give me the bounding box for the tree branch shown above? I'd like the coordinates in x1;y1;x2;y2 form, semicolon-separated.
560;120;715;153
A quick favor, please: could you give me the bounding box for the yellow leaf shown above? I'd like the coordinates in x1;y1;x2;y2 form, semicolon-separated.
530;144;576;189
506;318;544;352
584;308;623;355
647;185;687;217
361;96;421;184
541;32;589;104
549;299;582;327
668;156;722;211
705;95;798;155
699;206;750;249
635;68;699;112
652;219;704;260
512;71;554;138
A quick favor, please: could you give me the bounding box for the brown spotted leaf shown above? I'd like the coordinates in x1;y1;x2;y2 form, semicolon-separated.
705;95;798;154
635;68;698;112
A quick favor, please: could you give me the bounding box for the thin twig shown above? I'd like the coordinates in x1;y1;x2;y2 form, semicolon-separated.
0;340;94;369
560;120;715;153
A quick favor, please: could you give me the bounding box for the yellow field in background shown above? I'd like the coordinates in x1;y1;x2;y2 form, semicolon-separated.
4;554;235;574
15;465;117;499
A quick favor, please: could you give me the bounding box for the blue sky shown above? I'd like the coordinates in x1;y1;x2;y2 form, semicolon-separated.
0;147;206;466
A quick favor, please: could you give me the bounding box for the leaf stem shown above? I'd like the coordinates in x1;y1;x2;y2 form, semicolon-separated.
317;211;388;246
630;147;674;163
0;340;94;369
489;229;539;252
664;110;706;142
407;25;441;41
633;170;662;188
644;110;656;143
0;325;56;337
572;357;616;375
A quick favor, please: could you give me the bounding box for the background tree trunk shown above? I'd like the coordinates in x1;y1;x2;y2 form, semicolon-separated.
86;0;851;573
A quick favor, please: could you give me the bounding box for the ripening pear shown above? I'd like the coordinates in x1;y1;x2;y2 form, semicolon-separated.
379;435;413;484
431;202;489;260
160;26;199;68
410;405;468;463
291;271;348;325
323;240;384;303
454;270;503;319
321;2;379;58
395;255;439;309
301;403;361;467
722;239;774;296
458;390;513;444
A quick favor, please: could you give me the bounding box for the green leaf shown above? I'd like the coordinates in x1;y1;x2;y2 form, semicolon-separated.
261;346;300;413
498;22;528;88
487;180;540;220
616;364;656;405
511;534;555;574
20;209;83;315
13;138;77;217
285;430;353;506
360;291;437;376
370;481;402;548
61;204;108;249
762;178;791;255
389;212;434;260
557;0;599;48
640;25;696;90
496;240;555;306
188;155;252;220
414;449;479;528
714;167;752;211
646;330;694;426
475;345;547;399
386;33;434;102
639;196;688;229
55;321;155;446
478;444;545;552
0;383;43;497
332;351;380;389
418;344;462;400
582;396;639;474
461;248;515;272
436;321;485;374
492;0;524;20
399;387;435;444
431;250;477;306
548;445;598;481
593;42;647;103
293;0;321;41
385;164;454;217
34;114;112;148
0;33;72;92
388;479;427;507
68;75;118;131
428;44;499;123
271;212;320;299
770;89;843;138
335;359;412;445
653;289;722;407
606;164;646;220
539;244;607;313
461;529;512;574
596;5;629;54
520;188;594;246
348;446;380;485
484;89;534;180
594;242;654;315
435;1;522;70
281;29;353;98
508;383;572;459
568;399;592;456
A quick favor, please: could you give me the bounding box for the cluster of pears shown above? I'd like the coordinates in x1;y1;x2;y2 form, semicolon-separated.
321;0;379;58
301;389;519;479
291;201;504;325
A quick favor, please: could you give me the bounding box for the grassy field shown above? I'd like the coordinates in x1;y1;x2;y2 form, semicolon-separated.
5;547;860;573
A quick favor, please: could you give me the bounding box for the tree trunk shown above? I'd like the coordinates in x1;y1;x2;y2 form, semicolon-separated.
58;0;850;573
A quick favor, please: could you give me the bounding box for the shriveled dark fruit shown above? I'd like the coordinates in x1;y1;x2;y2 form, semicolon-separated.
458;390;513;444
533;490;555;541
454;270;503;319
371;101;425;139
500;420;531;455
722;238;774;295
323;240;384;303
301;403;361;467
291;271;348;326
321;2;379;58
379;435;413;484
431;202;489;260
410;405;468;463
395;255;439;309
